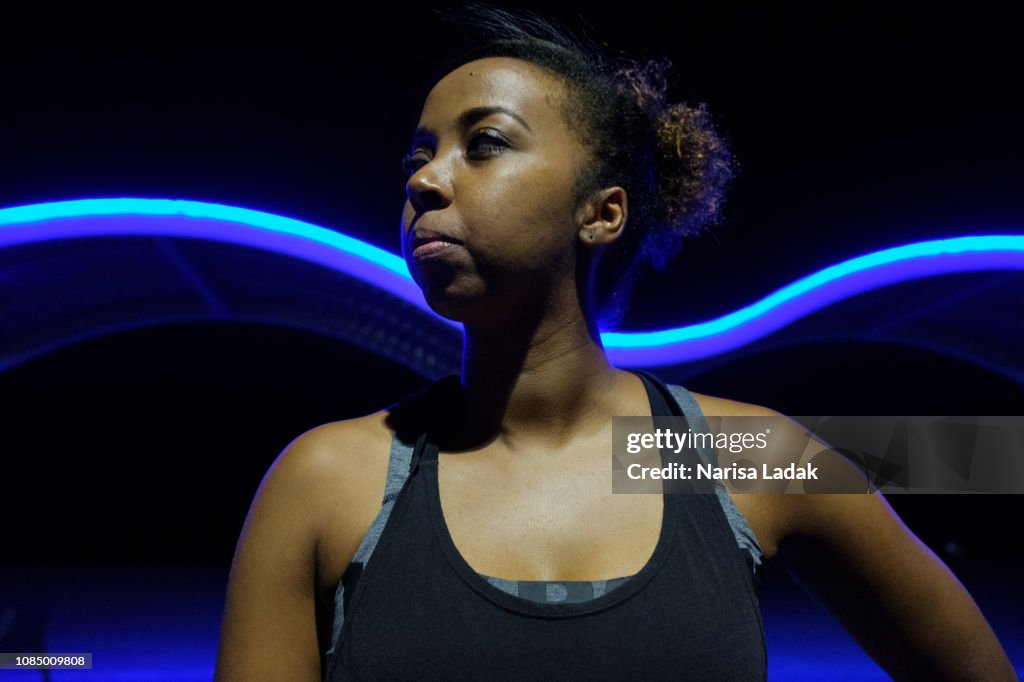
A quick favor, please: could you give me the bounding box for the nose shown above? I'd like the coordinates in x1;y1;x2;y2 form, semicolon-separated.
405;159;453;215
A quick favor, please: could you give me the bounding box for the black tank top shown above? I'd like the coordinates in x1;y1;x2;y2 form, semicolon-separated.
324;370;767;680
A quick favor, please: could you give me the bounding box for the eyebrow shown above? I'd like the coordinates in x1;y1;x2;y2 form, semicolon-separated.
411;105;533;144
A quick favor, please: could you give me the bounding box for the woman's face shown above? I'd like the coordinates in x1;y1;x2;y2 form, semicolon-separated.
401;56;589;321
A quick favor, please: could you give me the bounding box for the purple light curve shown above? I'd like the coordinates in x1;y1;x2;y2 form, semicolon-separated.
1;198;1022;366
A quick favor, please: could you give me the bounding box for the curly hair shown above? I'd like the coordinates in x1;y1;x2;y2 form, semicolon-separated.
430;3;736;330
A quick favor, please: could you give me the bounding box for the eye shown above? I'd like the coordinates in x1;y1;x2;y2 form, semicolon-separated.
401;150;431;177
467;130;509;158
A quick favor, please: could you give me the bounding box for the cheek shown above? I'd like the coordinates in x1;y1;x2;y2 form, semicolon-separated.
471;159;577;251
401;199;417;232
400;201;416;256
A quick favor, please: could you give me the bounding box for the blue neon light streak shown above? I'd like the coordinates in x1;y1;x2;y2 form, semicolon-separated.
0;197;425;313
1;198;1022;366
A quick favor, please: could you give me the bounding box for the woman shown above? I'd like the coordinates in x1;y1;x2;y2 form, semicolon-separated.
214;6;1015;680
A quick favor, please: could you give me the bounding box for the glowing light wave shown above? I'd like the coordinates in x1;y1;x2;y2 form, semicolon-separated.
2;198;1022;366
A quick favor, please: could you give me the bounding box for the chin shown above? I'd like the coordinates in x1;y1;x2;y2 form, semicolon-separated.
424;292;507;328
421;288;476;320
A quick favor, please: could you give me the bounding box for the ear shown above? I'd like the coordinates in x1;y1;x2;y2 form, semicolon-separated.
576;186;627;248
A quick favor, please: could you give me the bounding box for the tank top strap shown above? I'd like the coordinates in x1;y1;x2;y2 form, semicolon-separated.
409;430;432;475
634;370;766;583
630;369;716;494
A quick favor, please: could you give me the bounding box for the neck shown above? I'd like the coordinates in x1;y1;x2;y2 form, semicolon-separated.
448;282;636;453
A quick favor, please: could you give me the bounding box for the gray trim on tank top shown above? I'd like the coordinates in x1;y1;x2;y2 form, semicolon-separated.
326;382;765;656
665;384;765;578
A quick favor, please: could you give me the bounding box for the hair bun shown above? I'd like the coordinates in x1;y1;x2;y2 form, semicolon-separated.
612;59;735;270
651;100;734;262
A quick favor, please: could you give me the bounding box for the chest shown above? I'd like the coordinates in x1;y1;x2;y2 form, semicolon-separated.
433;444;665;581
315;418;778;606
325;435;769;682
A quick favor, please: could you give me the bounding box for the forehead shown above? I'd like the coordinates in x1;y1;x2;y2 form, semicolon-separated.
418;57;569;132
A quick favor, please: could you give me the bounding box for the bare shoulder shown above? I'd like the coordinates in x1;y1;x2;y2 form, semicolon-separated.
689;392;878;530
289;408;395;462
286;409;395;490
258;409;394;535
687;391;816;472
293;410;398;604
214;408;396;681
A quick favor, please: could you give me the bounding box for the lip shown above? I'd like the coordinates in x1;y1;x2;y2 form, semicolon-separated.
408;225;464;260
410;227;463;250
413;240;462;259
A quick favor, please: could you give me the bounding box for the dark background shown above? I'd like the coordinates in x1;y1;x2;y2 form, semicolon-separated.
1;2;1022;669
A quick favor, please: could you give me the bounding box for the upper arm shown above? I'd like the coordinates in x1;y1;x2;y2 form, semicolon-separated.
769;434;1016;680
214;425;342;682
695;394;1015;679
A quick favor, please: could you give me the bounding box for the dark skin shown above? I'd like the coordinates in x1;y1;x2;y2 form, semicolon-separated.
214;57;1017;681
